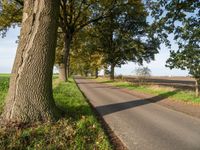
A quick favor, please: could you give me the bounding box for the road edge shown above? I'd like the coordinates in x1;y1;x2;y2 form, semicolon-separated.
74;78;128;150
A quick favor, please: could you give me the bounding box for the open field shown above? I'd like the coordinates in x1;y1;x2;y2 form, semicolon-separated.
120;76;196;91
0;76;111;149
0;74;10;77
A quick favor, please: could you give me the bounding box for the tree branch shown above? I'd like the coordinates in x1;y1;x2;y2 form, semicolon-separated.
14;0;23;6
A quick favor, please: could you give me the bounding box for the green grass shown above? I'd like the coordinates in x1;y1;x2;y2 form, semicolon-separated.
0;74;10;77
95;78;200;104
0;77;112;149
0;76;9;112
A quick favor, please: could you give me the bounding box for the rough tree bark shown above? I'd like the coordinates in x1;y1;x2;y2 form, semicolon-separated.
62;32;72;82
95;68;99;78
110;63;115;80
1;0;60;124
58;63;66;81
195;79;200;97
57;32;72;82
104;66;108;77
59;1;74;82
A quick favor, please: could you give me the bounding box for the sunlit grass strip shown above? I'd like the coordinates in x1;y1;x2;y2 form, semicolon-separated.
54;78;112;149
0;77;112;149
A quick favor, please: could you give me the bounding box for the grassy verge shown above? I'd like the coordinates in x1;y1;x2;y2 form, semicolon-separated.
95;77;200;104
0;76;112;149
0;74;10;77
0;75;9;113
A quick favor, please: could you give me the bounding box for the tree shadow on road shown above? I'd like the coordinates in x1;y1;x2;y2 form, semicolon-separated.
96;90;180;116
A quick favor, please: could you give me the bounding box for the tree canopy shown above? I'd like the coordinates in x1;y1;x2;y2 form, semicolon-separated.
89;0;159;79
149;0;200;96
0;0;23;37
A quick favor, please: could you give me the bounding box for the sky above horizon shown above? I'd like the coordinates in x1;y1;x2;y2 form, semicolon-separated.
0;27;189;76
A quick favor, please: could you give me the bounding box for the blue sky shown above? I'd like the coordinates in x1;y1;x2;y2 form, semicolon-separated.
0;27;189;76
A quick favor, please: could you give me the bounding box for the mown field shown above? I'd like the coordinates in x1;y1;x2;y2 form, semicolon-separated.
0;75;112;149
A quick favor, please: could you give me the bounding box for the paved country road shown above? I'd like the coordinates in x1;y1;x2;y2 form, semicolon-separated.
75;77;200;150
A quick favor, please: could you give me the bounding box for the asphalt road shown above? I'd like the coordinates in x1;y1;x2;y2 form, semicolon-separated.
75;78;200;150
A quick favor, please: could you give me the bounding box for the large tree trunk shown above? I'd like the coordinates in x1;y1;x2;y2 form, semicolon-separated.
60;1;73;82
1;0;60;124
110;63;115;80
95;68;98;78
195;79;200;97
104;66;108;77
63;32;72;82
68;54;71;76
58;63;66;81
